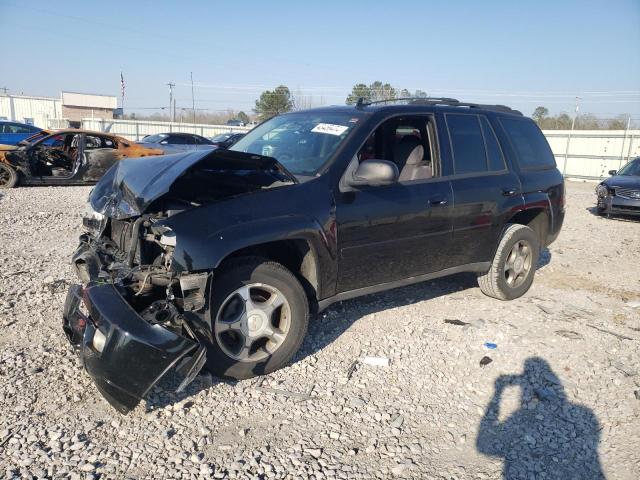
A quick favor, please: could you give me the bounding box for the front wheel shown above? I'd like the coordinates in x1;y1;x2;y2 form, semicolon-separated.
205;257;309;380
477;224;540;300
0;163;18;188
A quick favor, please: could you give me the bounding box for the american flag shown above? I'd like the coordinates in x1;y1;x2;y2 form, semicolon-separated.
120;72;125;98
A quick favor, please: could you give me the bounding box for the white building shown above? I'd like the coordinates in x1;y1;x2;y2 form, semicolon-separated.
0;91;117;129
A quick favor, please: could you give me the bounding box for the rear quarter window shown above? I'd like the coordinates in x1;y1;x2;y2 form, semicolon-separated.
500;118;555;169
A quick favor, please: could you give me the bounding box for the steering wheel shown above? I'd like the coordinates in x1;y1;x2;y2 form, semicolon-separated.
277;152;293;162
44;149;71;168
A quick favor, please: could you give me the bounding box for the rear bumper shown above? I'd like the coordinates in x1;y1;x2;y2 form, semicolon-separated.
597;195;640;216
62;282;206;414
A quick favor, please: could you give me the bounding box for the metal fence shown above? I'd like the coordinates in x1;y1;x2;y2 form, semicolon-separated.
544;129;639;179
78;118;251;141
57;118;638;180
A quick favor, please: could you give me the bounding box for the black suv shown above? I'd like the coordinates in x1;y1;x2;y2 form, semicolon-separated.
63;98;565;413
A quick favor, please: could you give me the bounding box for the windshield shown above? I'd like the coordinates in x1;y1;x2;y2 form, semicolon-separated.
230;112;363;175
211;133;233;142
18;130;50;146
141;134;168;143
617;158;640;176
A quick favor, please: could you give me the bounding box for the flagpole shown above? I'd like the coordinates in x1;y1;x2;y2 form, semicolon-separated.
120;72;125;118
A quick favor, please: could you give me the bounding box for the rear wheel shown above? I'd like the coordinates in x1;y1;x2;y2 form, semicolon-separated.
0;163;18;188
205;257;309;380
477;224;540;300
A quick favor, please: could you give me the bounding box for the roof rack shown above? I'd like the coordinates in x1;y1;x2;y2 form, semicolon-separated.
355;96;522;115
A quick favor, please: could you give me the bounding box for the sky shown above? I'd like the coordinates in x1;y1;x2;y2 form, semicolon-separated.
1;0;639;119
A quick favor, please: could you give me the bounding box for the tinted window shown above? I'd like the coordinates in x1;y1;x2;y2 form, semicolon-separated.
480;117;506;171
167;135;193;145
501;118;555;169
446;114;487;174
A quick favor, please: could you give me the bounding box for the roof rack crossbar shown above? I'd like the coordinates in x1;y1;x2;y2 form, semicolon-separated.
354;96;522;115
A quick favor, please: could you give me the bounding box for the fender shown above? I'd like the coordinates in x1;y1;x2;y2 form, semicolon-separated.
169;213;338;299
491;192;553;260
521;192;554;235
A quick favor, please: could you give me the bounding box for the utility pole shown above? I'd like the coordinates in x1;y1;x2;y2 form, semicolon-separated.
620;114;631;169
167;82;175;122
562;96;580;175
190;72;196;124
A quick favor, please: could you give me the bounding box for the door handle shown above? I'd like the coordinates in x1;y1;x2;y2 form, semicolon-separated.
429;197;448;206
502;188;518;196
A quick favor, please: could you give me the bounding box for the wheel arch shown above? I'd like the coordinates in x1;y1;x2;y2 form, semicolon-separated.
218;238;321;310
506;207;550;248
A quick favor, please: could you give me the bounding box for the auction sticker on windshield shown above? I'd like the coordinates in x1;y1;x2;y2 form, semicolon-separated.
311;123;349;136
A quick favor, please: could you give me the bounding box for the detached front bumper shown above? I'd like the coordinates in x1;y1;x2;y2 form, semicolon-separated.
597;195;640;216
62;282;206;414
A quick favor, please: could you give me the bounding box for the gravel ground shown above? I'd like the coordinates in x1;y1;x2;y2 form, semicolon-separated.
0;181;639;479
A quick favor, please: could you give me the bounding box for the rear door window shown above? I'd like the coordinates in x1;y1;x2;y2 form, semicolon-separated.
500;118;556;169
479;116;506;171
85;136;116;149
167;135;194;145
6;123;34;134
445;114;488;175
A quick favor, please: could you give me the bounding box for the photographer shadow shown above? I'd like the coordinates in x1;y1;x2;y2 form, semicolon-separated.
476;357;605;479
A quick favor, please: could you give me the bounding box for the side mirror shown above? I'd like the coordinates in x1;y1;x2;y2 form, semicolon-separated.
347;159;399;187
608;169;617;176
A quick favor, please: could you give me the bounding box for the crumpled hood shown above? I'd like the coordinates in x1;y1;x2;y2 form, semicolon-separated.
89;148;297;219
603;175;640;189
0;143;18;152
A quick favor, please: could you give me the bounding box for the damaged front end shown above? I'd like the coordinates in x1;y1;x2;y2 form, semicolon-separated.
63;149;296;413
63;215;209;414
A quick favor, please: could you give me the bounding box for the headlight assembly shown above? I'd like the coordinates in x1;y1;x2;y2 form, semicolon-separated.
82;201;106;233
595;184;609;198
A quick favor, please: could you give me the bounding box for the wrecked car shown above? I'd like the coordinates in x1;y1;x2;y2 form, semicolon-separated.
63;99;565;413
595;157;640;217
0;129;163;188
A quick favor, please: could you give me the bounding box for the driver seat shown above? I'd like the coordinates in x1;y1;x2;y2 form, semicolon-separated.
393;137;431;181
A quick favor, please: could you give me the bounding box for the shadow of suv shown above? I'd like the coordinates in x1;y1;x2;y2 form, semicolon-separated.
63;98;565;413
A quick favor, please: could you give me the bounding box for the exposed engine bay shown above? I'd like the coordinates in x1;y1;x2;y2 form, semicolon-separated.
63;147;299;413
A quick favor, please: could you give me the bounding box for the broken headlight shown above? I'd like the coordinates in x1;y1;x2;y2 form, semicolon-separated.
82;201;106;233
595;184;609;198
150;224;176;247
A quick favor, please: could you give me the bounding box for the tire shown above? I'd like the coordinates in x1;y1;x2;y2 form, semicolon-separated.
205;257;309;380
477;224;540;301
0;163;18;188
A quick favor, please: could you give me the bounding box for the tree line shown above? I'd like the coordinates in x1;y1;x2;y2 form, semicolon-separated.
125;83;636;130
531;106;632;130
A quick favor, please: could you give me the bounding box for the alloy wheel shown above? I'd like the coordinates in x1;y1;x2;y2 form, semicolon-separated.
503;240;533;288
214;283;291;362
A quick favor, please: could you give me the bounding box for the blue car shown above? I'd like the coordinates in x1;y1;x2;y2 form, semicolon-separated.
0;121;42;146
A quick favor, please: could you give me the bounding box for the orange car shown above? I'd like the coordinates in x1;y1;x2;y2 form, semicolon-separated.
0;129;163;188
